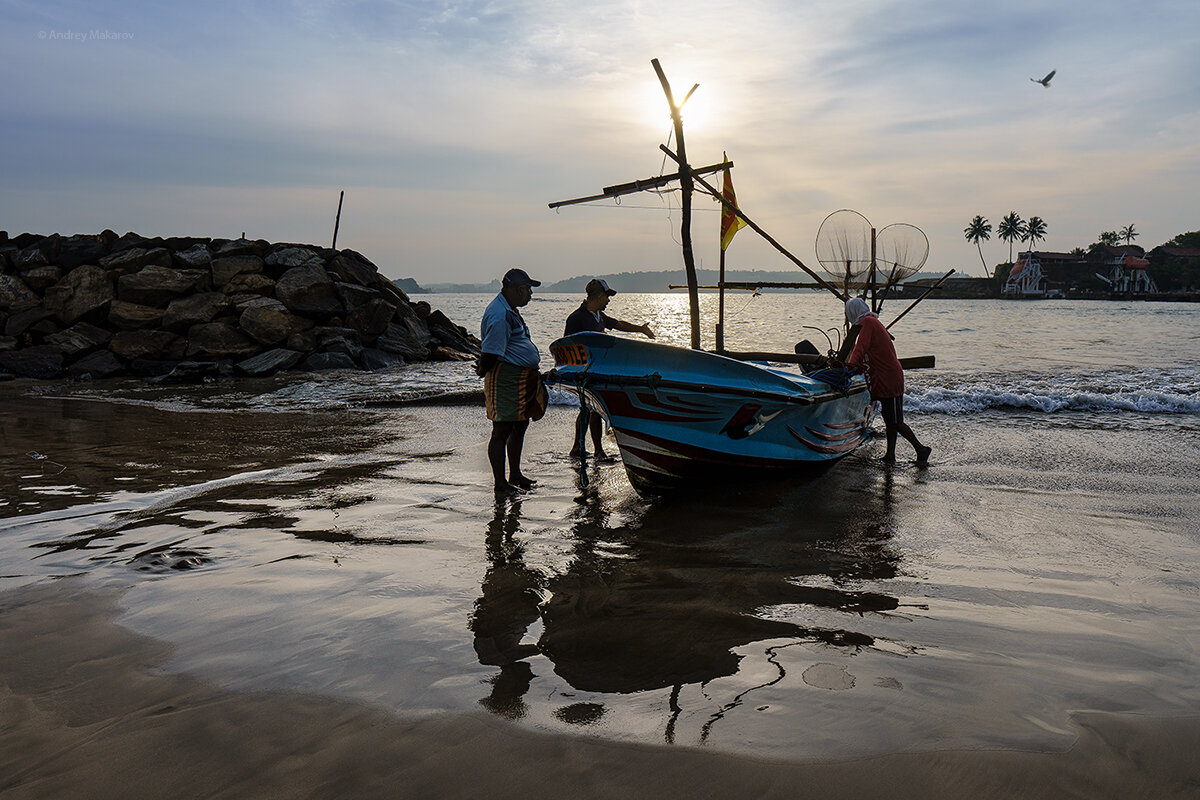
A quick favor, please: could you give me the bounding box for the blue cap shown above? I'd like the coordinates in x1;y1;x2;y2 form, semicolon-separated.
502;268;541;287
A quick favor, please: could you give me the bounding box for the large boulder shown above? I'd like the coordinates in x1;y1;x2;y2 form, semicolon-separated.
173;243;212;269
235;296;288;313
224;272;275;296
109;232;154;253
45;322;112;358
108;300;165;331
211;255;265;287
117;265;195;307
5;307;54;337
19;265;61;293
0;275;40;313
43;265;114;324
161;292;227;332
14;245;50;270
333;281;377;310
238;305;313;346
286;330;317;352
99;247;172;272
56;234;110;270
110;330;183;361
391;301;435;346
213;238;269;259
346;298;395;339
301;352;357;371
328;251;379;286
236;348;304;376
274;264;343;315
265;246;323;270
0;345;63;378
427;309;481;356
164;236;211;252
186;322;260;359
376;322;431;361
360;348;405;371
429;345;475;362
175;268;213;293
67;349;124;379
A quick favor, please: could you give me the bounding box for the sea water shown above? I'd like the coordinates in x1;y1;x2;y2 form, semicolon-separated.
1;294;1198;765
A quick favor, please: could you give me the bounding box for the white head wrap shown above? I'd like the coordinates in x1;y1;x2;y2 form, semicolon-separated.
845;297;874;325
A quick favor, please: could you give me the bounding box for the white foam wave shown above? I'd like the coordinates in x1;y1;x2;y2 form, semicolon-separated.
908;375;1200;415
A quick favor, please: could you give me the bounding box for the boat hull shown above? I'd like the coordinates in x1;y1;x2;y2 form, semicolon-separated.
547;333;876;491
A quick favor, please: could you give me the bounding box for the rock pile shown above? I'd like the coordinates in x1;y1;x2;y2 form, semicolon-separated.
0;231;480;381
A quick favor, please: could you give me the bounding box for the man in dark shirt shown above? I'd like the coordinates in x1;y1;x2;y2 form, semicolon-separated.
563;279;655;459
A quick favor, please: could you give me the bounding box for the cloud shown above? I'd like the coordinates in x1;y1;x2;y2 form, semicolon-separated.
2;0;1198;281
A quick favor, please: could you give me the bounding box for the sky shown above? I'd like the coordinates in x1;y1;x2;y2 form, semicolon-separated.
2;0;1198;284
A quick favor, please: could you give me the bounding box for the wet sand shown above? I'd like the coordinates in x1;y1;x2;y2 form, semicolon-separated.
3;579;1199;799
3;350;1200;799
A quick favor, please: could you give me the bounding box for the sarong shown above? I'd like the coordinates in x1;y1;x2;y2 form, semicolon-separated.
484;361;548;422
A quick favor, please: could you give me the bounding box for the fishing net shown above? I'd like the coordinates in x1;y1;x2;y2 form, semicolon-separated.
875;223;929;283
815;209;872;291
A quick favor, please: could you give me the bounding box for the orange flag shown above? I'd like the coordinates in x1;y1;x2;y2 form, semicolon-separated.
720;160;747;251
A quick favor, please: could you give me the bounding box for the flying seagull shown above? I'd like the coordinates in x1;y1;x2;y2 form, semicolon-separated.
1031;69;1056;87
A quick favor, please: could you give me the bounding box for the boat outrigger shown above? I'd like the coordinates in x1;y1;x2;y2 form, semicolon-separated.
546;59;941;492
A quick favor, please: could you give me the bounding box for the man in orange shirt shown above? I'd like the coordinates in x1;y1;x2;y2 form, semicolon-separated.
842;297;931;465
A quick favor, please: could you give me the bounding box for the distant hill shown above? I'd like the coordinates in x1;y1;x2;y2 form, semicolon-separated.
425;269;850;294
417;268;960;294
392;277;429;294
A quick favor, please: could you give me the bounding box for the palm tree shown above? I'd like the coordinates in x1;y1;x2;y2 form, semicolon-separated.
1098;230;1120;246
1022;216;1047;251
1120;224;1139;245
963;215;993;278
997;212;1026;264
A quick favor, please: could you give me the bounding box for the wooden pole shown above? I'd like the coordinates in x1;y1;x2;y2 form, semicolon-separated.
869;227;877;311
331;190;345;250
661;145;846;300
886;269;955;330
717;245;726;351
652;58;701;350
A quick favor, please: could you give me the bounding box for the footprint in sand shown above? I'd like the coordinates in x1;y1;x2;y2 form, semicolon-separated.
801;662;856;690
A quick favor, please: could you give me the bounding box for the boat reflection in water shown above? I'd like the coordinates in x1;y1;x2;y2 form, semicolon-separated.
470;464;908;727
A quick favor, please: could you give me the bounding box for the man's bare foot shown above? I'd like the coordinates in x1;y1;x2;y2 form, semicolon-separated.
881;453;896;464
510;475;537;490
915;445;931;466
494;482;519;497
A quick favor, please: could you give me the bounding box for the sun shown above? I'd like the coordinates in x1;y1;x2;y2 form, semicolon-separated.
638;80;714;134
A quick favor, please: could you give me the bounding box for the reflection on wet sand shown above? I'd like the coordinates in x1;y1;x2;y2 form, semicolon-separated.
470;499;543;718
1;394;412;576
469;464;909;729
539;470;904;695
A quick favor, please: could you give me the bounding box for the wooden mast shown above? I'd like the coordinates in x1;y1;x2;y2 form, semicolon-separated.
651;58;702;350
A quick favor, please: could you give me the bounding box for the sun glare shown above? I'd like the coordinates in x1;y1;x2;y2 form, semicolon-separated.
638;80;713;134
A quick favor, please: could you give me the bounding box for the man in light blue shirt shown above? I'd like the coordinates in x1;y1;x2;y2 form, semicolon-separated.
477;268;547;495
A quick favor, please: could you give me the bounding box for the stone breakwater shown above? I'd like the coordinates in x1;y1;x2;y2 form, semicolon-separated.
0;231;481;381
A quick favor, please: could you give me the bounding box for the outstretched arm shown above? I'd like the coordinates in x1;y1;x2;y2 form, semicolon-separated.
611;319;655;339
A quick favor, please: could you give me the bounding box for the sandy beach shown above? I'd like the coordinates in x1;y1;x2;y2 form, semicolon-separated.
5;580;1199;799
3;296;1199;798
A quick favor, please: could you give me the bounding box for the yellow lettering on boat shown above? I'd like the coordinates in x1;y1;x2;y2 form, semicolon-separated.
553;344;589;367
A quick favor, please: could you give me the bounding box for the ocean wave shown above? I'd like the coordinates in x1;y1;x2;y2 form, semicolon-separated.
908;371;1200;415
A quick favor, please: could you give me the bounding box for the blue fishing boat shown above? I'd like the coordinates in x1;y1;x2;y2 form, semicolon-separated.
546;58;937;492
546;333;875;491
